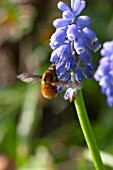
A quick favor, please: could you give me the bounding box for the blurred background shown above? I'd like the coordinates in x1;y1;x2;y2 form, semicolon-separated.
0;0;113;169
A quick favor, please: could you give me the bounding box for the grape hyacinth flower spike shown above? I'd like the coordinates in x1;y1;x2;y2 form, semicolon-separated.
94;40;113;107
49;1;106;169
50;0;101;101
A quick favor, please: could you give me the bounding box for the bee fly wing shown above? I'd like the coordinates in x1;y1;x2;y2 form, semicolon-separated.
69;81;82;90
51;81;82;91
17;73;42;84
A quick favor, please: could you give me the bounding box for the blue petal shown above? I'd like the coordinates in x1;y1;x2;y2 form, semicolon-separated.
100;48;111;57
49;42;60;50
98;58;110;75
50;49;59;62
65;55;76;70
72;0;81;13
62;11;75;20
76;16;91;29
100;41;113;57
57;43;71;58
106;85;113;97
57;1;71;12
101;87;107;94
99;56;109;65
110;54;113;61
57;85;62;92
50;27;67;45
83;63;94;79
94;63;110;81
75;67;83;82
71;0;75;12
53;18;71;28
103;41;113;52
99;75;112;88
94;69;102;81
74;0;86;15
74;35;85;54
81;27;101;52
80;48;92;64
71;0;86;15
107;96;113;107
85;62;94;71
100;64;110;75
64;88;77;101
82;27;96;39
85;38;101;52
60;72;71;81
67;24;78;40
64;88;72;100
56;60;66;74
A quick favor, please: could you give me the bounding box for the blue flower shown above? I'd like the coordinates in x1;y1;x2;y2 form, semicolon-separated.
59;72;71;81
50;27;67;49
64;88;77;102
76;16;91;29
75;67;83;82
71;0;86;15
83;63;94;79
94;40;113;107
81;27;101;52
74;34;85;54
65;55;76;70
67;24;78;40
50;0;100;101
80;48;92;64
53;19;71;28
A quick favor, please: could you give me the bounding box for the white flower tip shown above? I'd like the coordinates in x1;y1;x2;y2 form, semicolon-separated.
94;44;101;52
77;47;85;55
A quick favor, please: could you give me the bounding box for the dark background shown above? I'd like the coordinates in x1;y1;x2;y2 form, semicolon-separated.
0;0;113;169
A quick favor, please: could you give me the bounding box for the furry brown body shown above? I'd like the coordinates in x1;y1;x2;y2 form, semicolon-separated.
40;68;58;99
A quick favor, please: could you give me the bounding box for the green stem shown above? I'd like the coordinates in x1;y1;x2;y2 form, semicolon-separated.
74;90;105;170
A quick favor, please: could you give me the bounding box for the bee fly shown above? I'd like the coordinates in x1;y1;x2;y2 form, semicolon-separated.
17;63;81;100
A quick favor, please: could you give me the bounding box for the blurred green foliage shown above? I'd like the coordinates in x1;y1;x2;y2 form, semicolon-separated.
0;0;113;169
